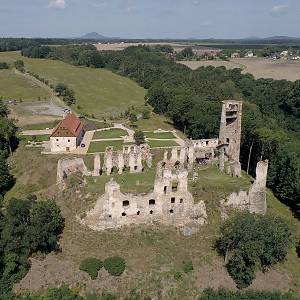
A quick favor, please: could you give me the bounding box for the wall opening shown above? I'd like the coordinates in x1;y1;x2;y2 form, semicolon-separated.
123;200;130;207
137;211;140;215
171;197;175;203
134;166;138;171
226;138;230;143
149;210;153;215
164;186;167;194
169;209;174;214
122;212;126;217
149;199;156;206
108;214;112;218
172;182;178;192
180;198;183;203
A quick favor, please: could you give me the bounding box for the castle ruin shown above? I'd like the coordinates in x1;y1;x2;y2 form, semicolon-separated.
55;100;269;233
82;160;207;233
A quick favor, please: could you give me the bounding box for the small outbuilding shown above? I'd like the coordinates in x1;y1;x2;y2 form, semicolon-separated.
50;112;85;152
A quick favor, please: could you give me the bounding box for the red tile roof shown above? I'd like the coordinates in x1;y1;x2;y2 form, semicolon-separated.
51;113;84;138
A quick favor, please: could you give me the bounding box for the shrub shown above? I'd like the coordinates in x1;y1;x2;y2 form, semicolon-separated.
79;257;103;280
134;130;145;146
174;271;182;280
182;260;194;273
103;256;126;276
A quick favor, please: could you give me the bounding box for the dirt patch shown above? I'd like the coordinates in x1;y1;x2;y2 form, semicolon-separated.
195;260;290;292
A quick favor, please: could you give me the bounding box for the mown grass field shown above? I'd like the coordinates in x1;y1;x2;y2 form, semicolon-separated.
148;139;179;148
0;69;49;101
88;140;129;153
92;128;127;139
144;131;176;139
0;51;146;119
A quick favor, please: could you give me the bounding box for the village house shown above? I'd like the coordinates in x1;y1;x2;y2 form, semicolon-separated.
50;112;85;152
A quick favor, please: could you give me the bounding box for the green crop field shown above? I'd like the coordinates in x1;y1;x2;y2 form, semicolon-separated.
0;51;146;119
92;128;127;139
0;69;49;101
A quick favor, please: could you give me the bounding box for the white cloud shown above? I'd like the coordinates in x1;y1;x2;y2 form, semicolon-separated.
48;0;66;9
271;4;289;13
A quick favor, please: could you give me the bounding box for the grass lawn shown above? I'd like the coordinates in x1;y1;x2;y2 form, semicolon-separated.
92;128;127;139
144;131;176;139
148;140;179;148
0;51;146;119
136;114;175;131
19;134;50;143
0;69;50;101
88;140;130;153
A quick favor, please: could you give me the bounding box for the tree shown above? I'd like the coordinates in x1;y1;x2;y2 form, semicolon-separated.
216;212;293;288
55;83;68;96
134;130;145;145
0;155;14;195
0;118;17;153
181;47;194;59
14;60;25;72
129;113;138;123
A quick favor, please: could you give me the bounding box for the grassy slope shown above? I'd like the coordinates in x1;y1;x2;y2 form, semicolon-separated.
0;69;49;101
7;146;300;298
0;51;146;118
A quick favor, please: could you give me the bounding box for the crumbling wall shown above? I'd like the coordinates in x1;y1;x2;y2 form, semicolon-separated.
57;158;91;190
82;161;207;234
220;160;269;217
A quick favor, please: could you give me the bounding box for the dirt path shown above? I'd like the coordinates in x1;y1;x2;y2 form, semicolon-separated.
21;129;53;136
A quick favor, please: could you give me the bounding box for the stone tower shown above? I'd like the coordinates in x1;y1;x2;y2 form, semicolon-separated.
219;100;242;162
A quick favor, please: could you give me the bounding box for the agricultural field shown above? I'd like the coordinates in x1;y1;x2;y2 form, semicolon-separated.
180;58;300;81
0;51;146;119
0;69;50;101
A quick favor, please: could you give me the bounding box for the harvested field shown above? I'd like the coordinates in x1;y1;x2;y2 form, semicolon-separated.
94;42;187;52
180;58;300;81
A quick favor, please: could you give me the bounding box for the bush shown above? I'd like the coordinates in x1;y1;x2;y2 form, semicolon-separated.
0;62;9;69
134;130;145;146
182;260;194;273
103;256;126;276
79;257;103;280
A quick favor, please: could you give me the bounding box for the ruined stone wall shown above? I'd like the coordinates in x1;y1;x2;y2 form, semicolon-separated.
82;161;207;234
220;160;269;217
100;144;152;176
57;158;91;190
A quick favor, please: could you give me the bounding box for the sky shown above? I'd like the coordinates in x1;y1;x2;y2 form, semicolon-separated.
0;0;300;39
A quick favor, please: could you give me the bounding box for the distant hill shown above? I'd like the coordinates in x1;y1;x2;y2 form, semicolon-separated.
79;32;119;40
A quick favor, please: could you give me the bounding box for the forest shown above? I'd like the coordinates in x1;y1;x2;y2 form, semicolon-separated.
21;44;300;216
